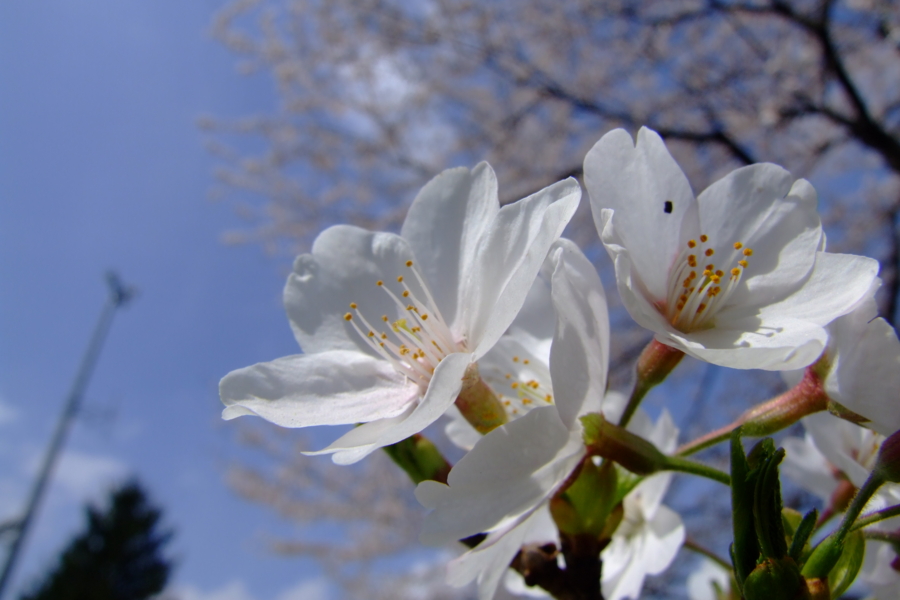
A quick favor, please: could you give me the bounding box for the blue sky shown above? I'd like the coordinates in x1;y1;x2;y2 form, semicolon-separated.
0;1;334;597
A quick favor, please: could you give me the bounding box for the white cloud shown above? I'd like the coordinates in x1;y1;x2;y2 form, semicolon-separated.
276;578;331;600
51;451;130;499
0;394;19;425
170;581;256;600
167;578;331;600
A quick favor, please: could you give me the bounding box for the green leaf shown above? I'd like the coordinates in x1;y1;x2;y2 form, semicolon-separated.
828;529;866;598
753;446;787;560
788;508;818;564
730;429;760;589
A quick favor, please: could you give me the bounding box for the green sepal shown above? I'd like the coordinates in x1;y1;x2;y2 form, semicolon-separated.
827;529;866;598
580;413;666;476
382;434;450;484
801;534;844;580
788;509;818;564
730;428;760;589
550;460;619;538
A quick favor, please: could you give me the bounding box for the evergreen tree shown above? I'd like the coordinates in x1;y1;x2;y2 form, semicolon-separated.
21;480;173;600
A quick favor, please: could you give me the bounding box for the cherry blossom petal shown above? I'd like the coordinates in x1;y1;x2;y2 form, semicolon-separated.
669;316;827;370
585;127;699;301
309;352;472;464
284;226;416;355
696;166;821;308
748;252;879;326
825;302;900;436
548;239;610;429
220;350;420;427
400;163;499;332
465;178;581;357
416;406;583;545
446;510;545;600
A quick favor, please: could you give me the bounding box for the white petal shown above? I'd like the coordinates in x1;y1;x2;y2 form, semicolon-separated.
669;316;827;370
687;559;733;600
548;239;610;428
443;405;482;451
284;225;417;355
601;227;679;337
781;435;839;502
827;308;900;436
219;351;419;427
447;510;545;600
696;165;822;308
308;352;472;464
803;412;880;488
400;163;499;332
602;504;684;600
417;406;583;545
465;178;581;357
585;127;699;301
749;252;880;326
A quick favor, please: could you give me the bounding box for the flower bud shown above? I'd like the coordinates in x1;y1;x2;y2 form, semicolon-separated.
874;428;900;483
742;557;809;600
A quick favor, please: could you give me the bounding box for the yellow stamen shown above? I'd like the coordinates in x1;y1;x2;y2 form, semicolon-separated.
700;234;708;242
344;313;352;321
734;242;743;250
688;240;697;248
739;260;748;268
705;248;715;257
405;260;413;267
743;248;753;257
349;302;358;309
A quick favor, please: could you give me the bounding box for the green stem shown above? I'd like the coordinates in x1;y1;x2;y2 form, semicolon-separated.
677;427;732;457
835;471;885;543
619;339;684;429
850;503;900;532
803;470;887;578
617;379;653;433
664;455;731;486
684;538;732;570
862;530;900;544
677;368;827;457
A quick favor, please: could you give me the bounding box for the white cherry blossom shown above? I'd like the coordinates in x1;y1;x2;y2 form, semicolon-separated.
219;163;580;464
810;296;900;437
417;241;683;600
600;412;683;600
584;127;879;370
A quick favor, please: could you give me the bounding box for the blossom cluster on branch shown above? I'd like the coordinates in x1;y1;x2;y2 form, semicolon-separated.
220;127;900;600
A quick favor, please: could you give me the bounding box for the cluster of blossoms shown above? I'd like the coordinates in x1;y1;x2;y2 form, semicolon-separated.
220;127;900;600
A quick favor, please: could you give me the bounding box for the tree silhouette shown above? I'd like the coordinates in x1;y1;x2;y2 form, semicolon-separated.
20;480;173;600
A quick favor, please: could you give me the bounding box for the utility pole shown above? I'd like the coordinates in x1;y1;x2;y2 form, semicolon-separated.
0;272;135;598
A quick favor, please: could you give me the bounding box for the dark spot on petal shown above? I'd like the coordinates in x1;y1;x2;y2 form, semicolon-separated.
664;200;673;214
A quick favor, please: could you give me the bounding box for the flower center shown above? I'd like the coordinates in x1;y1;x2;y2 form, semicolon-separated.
485;355;554;419
343;260;464;388
664;235;753;332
